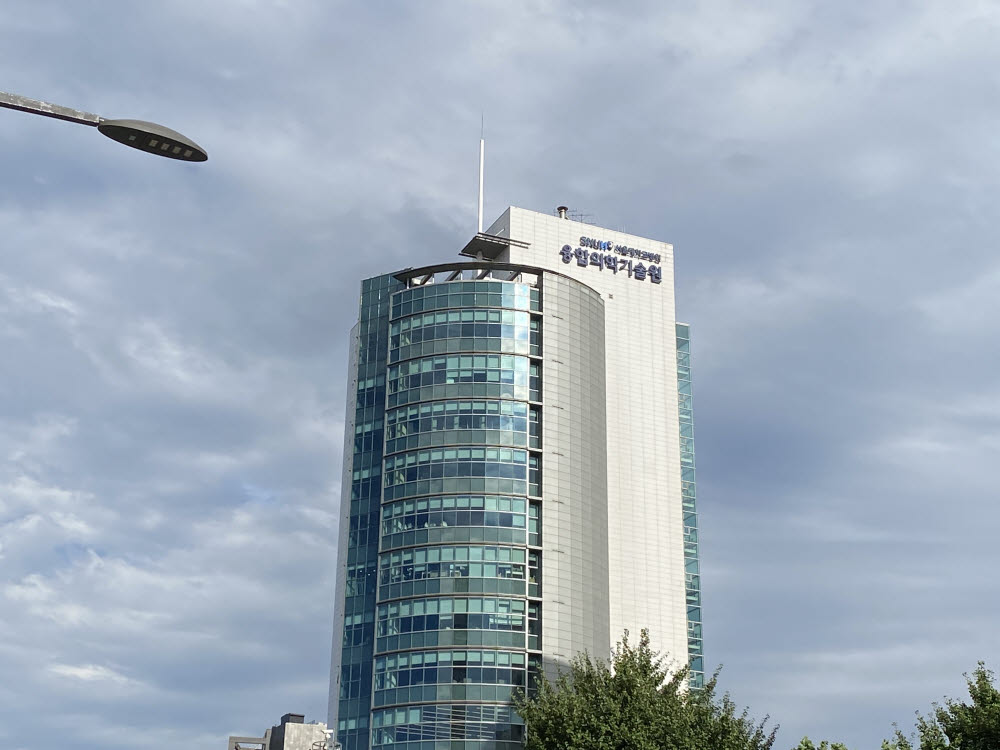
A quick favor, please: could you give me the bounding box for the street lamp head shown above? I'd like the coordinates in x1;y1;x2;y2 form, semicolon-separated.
97;119;208;162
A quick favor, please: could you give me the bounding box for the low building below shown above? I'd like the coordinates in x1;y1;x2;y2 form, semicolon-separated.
228;712;335;750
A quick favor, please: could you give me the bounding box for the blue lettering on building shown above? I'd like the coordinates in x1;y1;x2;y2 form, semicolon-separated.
579;236;661;264
560;244;662;284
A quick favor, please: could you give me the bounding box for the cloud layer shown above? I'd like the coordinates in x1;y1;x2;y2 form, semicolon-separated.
3;2;1000;748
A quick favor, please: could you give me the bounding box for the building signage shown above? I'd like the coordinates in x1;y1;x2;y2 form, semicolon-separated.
559;241;662;284
579;236;661;265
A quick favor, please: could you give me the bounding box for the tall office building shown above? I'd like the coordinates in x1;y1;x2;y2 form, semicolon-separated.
329;206;702;750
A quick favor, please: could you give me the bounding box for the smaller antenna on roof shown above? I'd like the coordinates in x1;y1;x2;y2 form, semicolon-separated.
478;115;485;234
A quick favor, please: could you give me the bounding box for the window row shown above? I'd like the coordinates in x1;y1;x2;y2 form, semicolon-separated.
383;477;529;502
384;460;526;490
342;621;371;647
385;408;539;455
372;649;542;708
374;683;518;709
383;494;525;520
349;483;380;507
382;495;527;534
388;398;528;423
389;337;531;364
380;560;525;586
394;279;533;299
386;428;530;455
388;411;529;438
338;659;374;700
379;595;524;619
387;382;536;408
385;449;528;486
383;545;526;566
391;288;537;319
352;464;381;483
383;507;526;535
391;322;530;353
528;502;541;546
372;703;523;747
376;663;526;691
386;357;540;406
686;572;701;592
376;647;526;672
378;611;524;637
379;577;525;601
390;292;535;318
392;308;528;335
353;431;384;456
380;526;527;552
344;561;374;597
390;354;529;379
388;365;526;393
377;629;525;653
387;447;527;469
335;717;366;733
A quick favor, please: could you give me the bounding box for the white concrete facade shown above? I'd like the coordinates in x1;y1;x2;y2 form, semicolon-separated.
489;207;688;669
536;272;611;679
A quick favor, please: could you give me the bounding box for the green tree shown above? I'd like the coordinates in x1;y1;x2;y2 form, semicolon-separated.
882;663;1000;750
513;629;776;750
793;739;851;750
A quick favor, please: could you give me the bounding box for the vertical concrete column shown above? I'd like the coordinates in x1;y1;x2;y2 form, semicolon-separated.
538;273;611;680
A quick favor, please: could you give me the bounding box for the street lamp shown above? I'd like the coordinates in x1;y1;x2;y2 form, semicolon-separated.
0;89;207;162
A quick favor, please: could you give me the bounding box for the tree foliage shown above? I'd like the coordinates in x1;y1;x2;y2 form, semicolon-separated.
513;629;776;750
881;663;1000;750
793;739;851;750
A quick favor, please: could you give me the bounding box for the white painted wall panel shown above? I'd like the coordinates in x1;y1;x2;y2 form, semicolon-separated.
537;273;610;680
490;207;688;670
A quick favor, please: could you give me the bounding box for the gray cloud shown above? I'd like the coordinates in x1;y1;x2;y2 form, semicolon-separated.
2;2;1000;748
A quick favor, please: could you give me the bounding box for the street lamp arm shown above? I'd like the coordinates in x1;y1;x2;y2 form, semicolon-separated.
0;90;101;127
0;88;207;162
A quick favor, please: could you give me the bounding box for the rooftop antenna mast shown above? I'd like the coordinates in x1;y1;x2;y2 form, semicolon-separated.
478;116;485;234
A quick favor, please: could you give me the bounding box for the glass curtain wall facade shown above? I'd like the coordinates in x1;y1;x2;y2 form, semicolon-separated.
676;323;703;688
336;273;543;750
336;274;403;750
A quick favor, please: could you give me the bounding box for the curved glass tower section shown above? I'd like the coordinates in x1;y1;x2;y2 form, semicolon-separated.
371;276;542;750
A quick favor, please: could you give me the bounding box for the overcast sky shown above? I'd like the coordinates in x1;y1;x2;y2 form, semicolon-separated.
2;2;999;748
